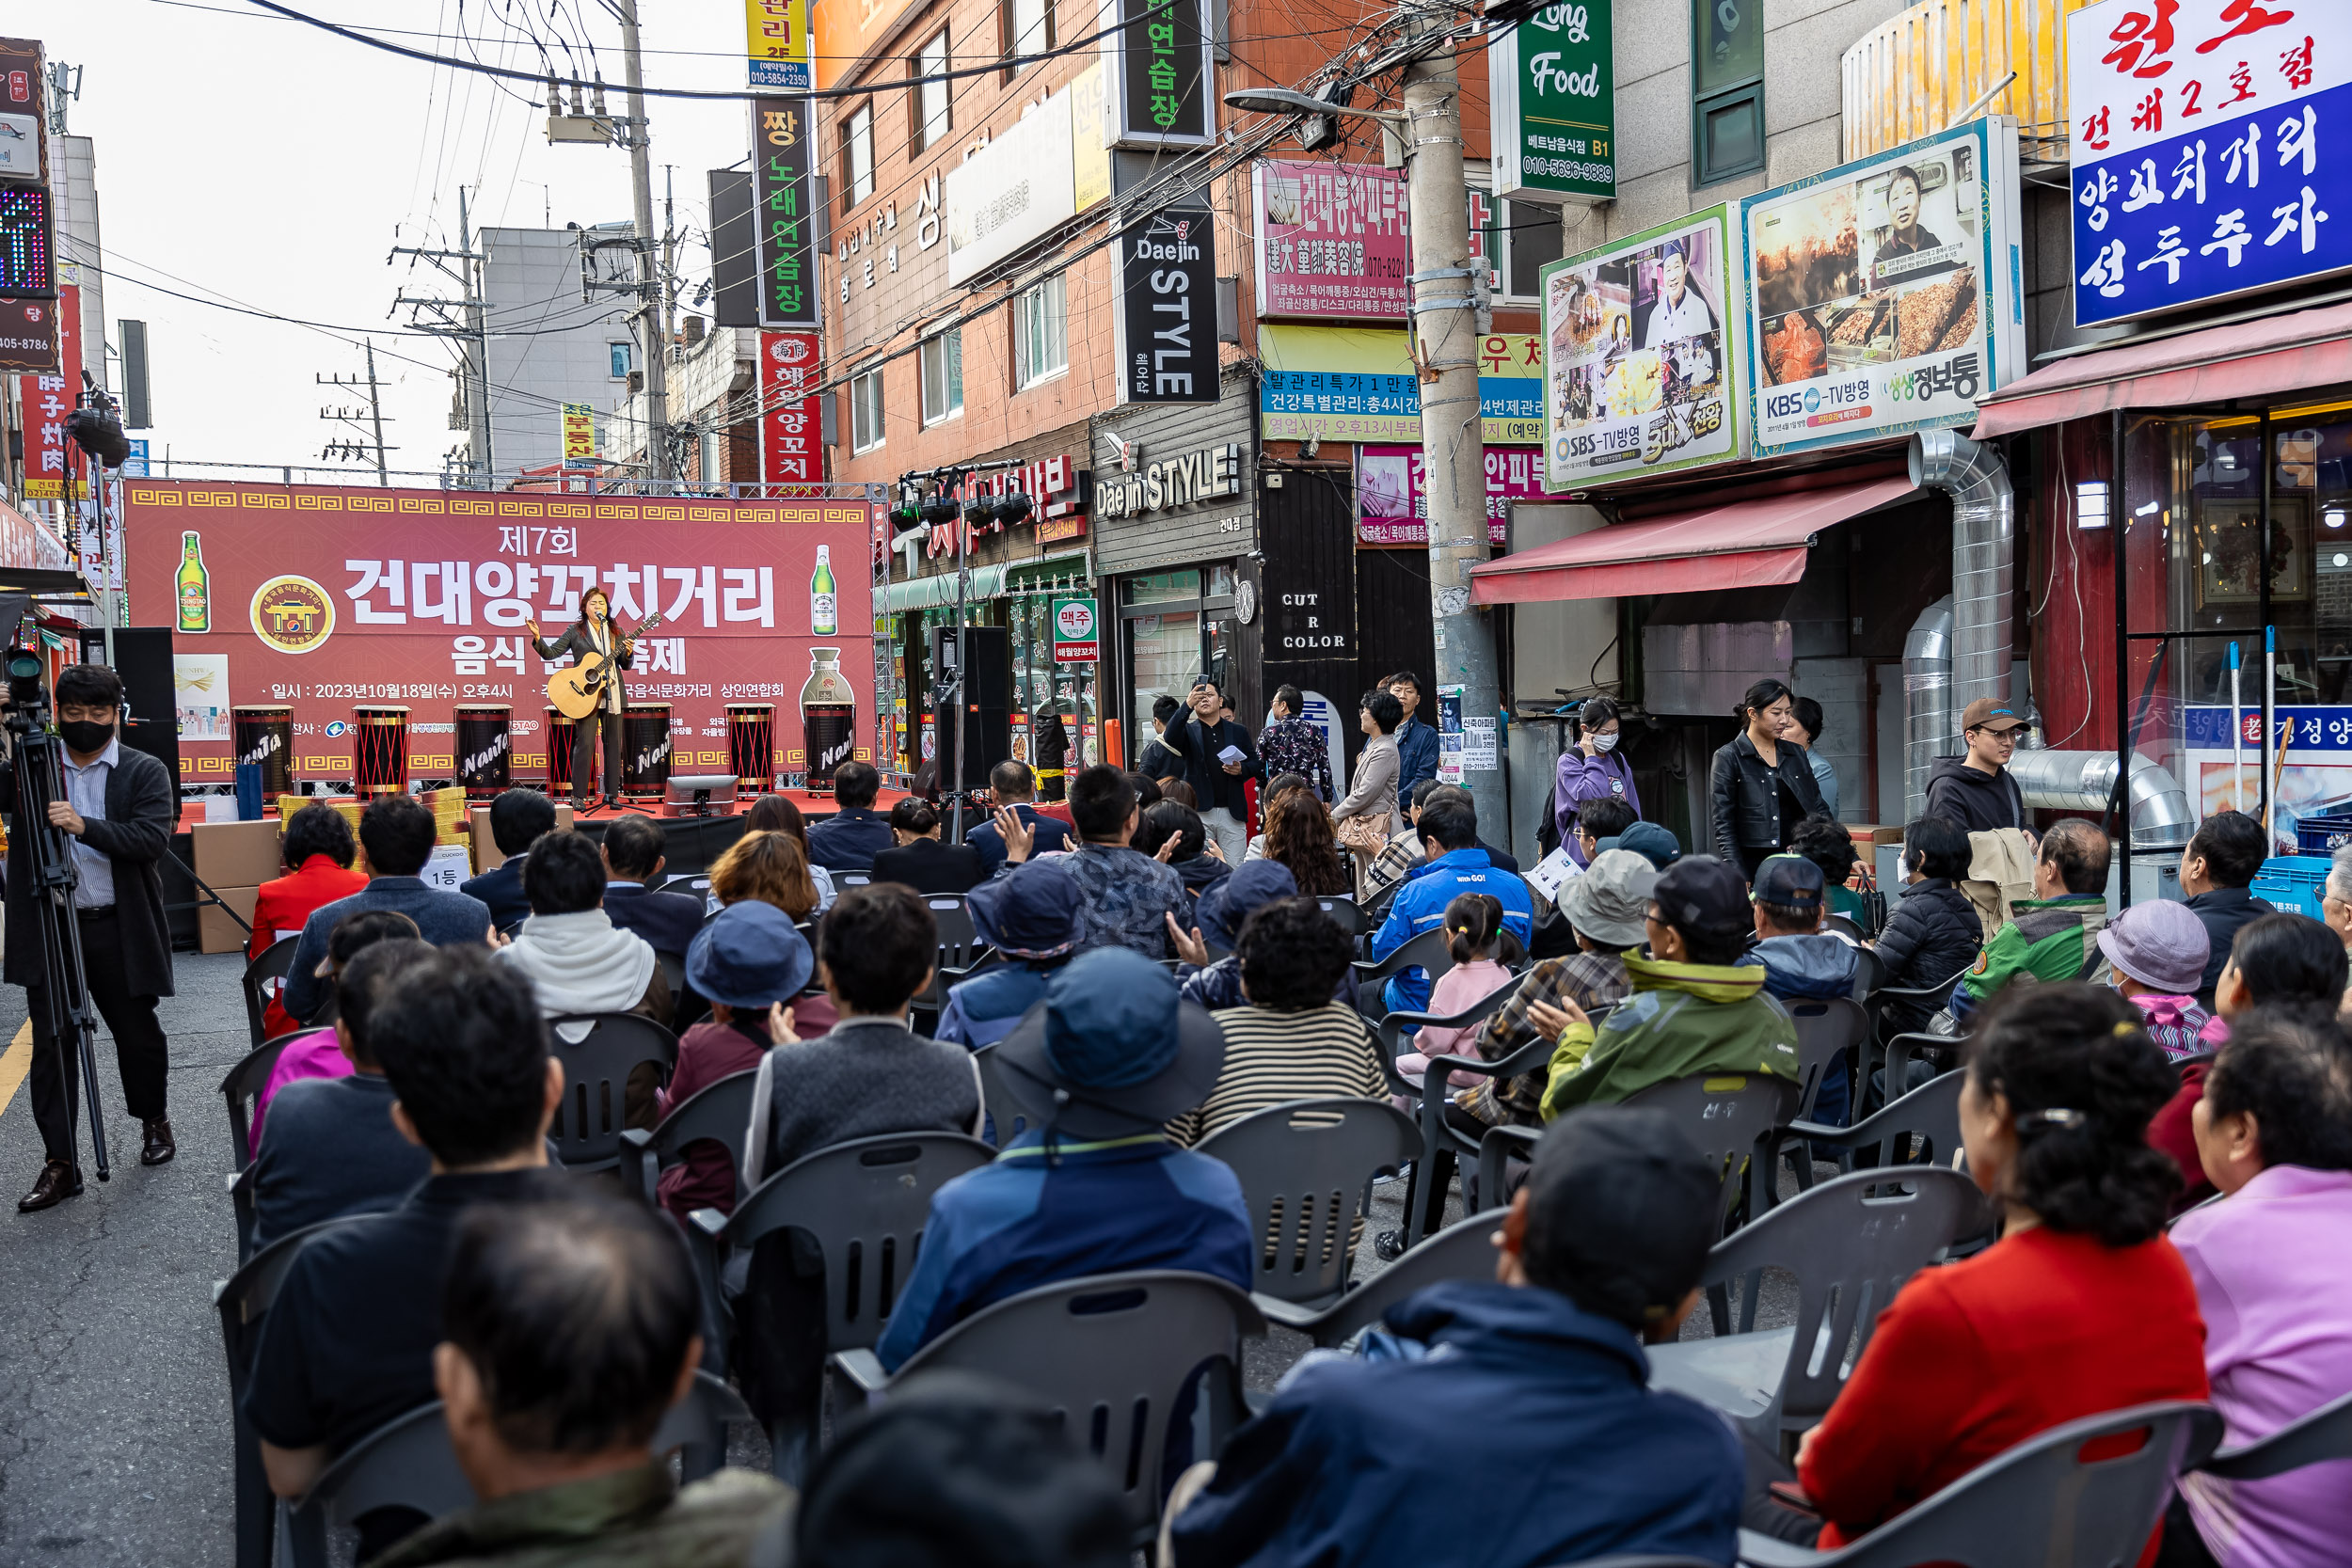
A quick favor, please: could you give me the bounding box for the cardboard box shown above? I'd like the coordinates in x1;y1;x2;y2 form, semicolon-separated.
469;801;575;873
192;819;284;888
199;883;261;956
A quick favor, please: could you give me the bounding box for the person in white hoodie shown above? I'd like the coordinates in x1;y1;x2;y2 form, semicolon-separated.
491;827;671;1128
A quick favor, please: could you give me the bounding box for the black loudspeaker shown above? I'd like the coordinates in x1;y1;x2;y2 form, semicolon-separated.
928;624;1011;790
74;627;182;798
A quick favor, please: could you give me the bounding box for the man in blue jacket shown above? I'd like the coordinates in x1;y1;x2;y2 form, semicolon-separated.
1388;671;1440;814
1168;1105;1741;1568
281;796;492;1022
1371;799;1533;1016
1741;854;1860;1126
962;759;1074;875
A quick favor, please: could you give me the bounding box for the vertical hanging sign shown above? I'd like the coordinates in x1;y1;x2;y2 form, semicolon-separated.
758;329;824;489
1115;205;1218;404
1103;0;1216;150
753;97;819;328
744;0;811;90
1490;1;1616;205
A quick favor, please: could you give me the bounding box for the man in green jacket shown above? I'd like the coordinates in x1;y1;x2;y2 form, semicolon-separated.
1950;818;2112;1022
1542;856;1802;1117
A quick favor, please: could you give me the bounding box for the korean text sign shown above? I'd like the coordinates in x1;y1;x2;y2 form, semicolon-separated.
753;97;819;328
122;483;873;784
758;330;823;484
2069;0;2347;325
1355;444;1535;545
1254;161;1413;320
1540;208;1741;488
19;279;76;499
1259;325;1544;444
744;0;811;90
1742;119;2024;459
1489;1;1615;205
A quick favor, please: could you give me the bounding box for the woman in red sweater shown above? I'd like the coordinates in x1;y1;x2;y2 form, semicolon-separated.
1791;984;2209;1562
247;804;369;1038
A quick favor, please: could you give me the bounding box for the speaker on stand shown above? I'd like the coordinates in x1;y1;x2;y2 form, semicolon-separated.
927;624;1011;794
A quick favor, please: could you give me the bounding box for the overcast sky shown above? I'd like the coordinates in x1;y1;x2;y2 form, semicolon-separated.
40;0;755;478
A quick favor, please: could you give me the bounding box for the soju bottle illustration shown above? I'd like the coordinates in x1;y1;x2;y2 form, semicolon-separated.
810;546;838;636
178;531;210;632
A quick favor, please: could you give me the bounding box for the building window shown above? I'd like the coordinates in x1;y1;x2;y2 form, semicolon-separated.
840;104;876;211
1692;0;1765;185
699;429;723;491
1013;273;1068;388
1501;199;1564;299
911;28;951;154
920;327;963;425
850;363;885;453
608;342;633;379
1002;0;1053;78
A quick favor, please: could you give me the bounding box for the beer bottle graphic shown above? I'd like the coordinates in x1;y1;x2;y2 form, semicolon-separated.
801;648;857;792
809;546;838;636
177;531;210;632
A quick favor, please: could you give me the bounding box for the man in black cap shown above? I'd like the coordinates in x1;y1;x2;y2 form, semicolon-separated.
873;947;1251;1371
1168;1107;1741;1568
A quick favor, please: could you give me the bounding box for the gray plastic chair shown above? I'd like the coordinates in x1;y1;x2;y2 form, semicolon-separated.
1395;1030;1550;1245
1620;1071;1801;1228
2195;1386;2352;1481
972;1043;1033;1147
215;1214;374;1568
1733;1400;2223;1567
909;895;984;1015
280;1373;752;1568
541;1012;680;1172
1351;927;1455;1027
221;1032;321;1264
242;934;301;1051
834;1271;1267;1546
1194;1098;1422;1307
1786;998;1867;1124
1256;1210;1501;1347
617;1067;760;1209
1647;1167;1988;1450
1774;1065;1966;1180
1316;895;1366;938
833;869;875;890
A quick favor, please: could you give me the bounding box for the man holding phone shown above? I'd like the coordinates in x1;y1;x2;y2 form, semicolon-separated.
1156;675;1258;865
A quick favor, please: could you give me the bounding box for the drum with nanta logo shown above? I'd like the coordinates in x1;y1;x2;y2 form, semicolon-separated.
455;704;513;800
231;705;294;799
353;705;410;799
622;702;672;800
726;703;775;795
545;706;577;795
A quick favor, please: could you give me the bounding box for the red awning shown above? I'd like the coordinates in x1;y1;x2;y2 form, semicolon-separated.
1468;476;1916;605
1972;299;2352;439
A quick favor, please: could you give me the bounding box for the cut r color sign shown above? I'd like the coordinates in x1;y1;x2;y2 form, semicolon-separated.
1051;596;1099;662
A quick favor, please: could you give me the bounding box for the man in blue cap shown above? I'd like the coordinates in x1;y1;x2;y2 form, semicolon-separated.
1741;853;1860;1126
937;861;1083;1049
874;948;1251;1370
1597;820;1682;871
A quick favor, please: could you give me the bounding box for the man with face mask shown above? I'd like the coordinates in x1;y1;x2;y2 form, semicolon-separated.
8;664;182;1212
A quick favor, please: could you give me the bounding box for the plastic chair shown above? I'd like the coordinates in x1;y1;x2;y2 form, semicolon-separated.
652;947;686;1007
1846;947;1885;1002
1786;998;1868;1124
215;1215;373;1568
1317;895;1366;938
2194;1386;2352;1481
1860;962;1971;1055
1773;1065;1966;1180
1619;1071;1800;1229
833;869;875;890
618;1068;761;1210
1733;1401;2223;1568
972;1043;1033;1147
1351;927;1455;1027
1645;1167;1989;1450
687;1131;995;1479
1194;1098;1422;1307
540;1012;680;1173
242;934;302;1051
279;1374;752;1568
1381;977;1560;1247
1254;1211;1501;1347
1869;1031;1958;1117
221;1032;310;1173
833;1271;1266;1547
909;895;983;1015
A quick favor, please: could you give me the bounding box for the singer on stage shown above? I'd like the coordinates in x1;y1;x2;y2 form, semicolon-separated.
528;589;636;810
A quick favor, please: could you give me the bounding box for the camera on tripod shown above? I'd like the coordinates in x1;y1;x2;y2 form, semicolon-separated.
7;644;52;729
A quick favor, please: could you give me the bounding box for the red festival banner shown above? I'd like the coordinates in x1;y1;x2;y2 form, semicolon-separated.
121;480;873;785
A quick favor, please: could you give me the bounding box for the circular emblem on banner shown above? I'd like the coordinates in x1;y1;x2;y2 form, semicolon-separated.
1055;600;1095;642
1234;580;1258;626
249;576;337;655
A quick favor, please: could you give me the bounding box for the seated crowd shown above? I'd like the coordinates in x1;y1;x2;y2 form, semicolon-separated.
225;757;2352;1568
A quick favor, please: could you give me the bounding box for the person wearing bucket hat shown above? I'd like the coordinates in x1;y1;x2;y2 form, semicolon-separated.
873;948;1252;1371
2097;899;2224;1058
1169;861;1318;1011
937;861;1085;1050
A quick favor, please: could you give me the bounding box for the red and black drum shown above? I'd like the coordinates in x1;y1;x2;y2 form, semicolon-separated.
726;703;774;794
455;704;513;800
622;702;672;800
353;705;410;799
545;706;577;794
231;705;294;799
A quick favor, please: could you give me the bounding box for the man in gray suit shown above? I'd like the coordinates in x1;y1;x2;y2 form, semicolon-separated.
280;795;491;1022
8;665;181;1212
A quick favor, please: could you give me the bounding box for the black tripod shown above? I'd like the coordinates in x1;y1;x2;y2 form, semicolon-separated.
7;650;111;1180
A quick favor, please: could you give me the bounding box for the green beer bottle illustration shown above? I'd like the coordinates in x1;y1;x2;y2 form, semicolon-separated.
810;545;838;636
178;531;211;632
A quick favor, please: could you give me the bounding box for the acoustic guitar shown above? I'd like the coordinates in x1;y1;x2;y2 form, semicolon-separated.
545;612;665;721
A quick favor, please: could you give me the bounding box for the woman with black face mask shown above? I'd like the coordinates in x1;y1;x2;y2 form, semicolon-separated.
6;662;184;1212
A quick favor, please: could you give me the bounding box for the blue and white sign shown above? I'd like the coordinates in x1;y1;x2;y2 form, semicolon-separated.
2069;0;2350;326
122;438;149;478
749;57;809;90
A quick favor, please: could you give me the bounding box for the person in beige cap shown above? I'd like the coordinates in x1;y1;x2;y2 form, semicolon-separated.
1923;697;2028;834
1454;848;1658;1128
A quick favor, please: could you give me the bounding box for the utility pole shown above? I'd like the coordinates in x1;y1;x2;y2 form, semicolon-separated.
617;0;671;489
1402;8;1504;837
390;190;493;485
316;338;397;483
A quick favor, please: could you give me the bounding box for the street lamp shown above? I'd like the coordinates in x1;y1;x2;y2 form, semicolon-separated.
1221;87;1404;124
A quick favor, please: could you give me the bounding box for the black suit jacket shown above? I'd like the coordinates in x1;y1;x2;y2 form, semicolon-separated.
459;856;532;930
603;882;707;956
964;804;1075;874
3;740;178;996
868;836;989;896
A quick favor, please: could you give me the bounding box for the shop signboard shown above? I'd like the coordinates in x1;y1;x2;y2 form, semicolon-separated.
758;330;823;486
19;278;76;500
1051;595;1099;661
751;97;820;328
1539;206;1742;489
1253;161;1411;320
1741;118;2026;459
1355;444;1536;545
2068;0;2350;326
1260;325;1543;444
745;0;812;90
1115;205;1217;404
1489;1;1615;205
946;88;1078;285
1102;0;1215;150
560;403;596;467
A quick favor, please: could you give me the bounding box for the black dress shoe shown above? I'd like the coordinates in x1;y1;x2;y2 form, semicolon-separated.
19;1160;83;1212
141;1118;176;1166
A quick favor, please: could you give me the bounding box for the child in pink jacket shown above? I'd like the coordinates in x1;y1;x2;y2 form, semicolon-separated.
1395;893;1526;1094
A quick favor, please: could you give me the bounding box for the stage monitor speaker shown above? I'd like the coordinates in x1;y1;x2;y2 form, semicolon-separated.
928;624;1011;790
76;627;182;806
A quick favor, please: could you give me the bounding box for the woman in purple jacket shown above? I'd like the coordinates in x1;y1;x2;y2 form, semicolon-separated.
1554;697;1642;863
